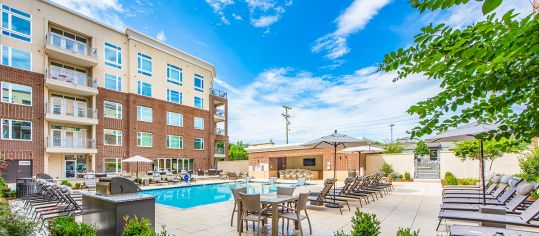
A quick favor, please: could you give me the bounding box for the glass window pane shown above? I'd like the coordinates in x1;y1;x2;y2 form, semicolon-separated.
105;48;117;63
10;48;31;70
11;15;31;36
2;12;8;28
9;83;31;105
2;120;8;139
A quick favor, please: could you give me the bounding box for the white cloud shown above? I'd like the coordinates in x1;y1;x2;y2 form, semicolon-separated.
232;13;243;20
50;0;127;30
204;0;292;28
223;66;441;144
250;15;280;28
312;0;391;61
205;0;235;25
156;30;167;41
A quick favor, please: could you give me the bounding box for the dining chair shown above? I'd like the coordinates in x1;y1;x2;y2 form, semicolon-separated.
281;192;312;235
230;187;247;226
239;193;271;234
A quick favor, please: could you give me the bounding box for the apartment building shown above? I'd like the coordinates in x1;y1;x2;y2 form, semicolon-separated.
0;0;228;182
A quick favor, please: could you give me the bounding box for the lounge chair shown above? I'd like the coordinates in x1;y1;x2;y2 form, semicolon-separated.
348;175;383;200
443;175;517;199
182;173;196;183
449;225;539;236
239;193;271;233
442;178;523;205
443;173;495;192
437;183;539;231
230;187;246;226
326;177;369;206
444;175;501;195
281;192;312;236
167;174;181;184
308;178;350;215
152;173;168;185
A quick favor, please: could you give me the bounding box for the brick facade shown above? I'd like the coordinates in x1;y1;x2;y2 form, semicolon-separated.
0;65;45;176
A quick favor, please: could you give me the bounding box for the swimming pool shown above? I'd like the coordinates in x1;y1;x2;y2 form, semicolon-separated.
142;182;296;208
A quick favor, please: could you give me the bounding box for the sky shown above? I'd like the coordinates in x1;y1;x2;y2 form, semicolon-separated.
51;0;533;144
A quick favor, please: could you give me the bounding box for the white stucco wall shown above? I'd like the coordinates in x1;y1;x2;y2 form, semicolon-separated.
365;153;415;177
217;160;249;173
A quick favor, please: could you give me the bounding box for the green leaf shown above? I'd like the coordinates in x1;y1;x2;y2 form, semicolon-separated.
482;0;502;15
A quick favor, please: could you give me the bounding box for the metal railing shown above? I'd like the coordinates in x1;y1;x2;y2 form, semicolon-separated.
211;88;227;99
45;103;97;119
215;128;225;136
46;32;97;59
215;147;225;154
214;109;225;117
46;137;96;149
47;67;97;89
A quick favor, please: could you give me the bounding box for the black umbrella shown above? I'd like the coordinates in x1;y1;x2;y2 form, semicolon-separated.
302;130;370;207
426;122;499;205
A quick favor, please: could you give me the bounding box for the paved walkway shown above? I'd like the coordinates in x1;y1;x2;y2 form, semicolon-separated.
155;181;444;235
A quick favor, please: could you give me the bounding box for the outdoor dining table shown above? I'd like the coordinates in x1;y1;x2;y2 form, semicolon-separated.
236;194;299;236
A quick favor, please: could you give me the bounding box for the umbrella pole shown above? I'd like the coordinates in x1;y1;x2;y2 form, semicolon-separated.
481;139;486;205
334;144;337;203
137;162;139;179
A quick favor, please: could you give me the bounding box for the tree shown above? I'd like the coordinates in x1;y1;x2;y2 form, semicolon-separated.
518;147;539;181
228;141;248;161
414;140;431;157
453;137;526;170
380;0;539;142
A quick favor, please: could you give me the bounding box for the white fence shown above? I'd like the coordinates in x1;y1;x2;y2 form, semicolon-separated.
217;160;249;173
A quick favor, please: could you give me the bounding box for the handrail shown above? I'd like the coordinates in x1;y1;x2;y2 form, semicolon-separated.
211;88;227;99
215;128;225;136
214;109;225;117
46;67;98;89
46;32;97;59
45;102;98;119
46;137;96;149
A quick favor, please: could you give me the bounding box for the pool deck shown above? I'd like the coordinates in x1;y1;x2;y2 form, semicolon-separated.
154;180;445;235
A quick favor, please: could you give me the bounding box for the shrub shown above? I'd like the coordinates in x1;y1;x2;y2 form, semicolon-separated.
122;215;154;236
49;216;96;236
380;163;394;177
61;180;72;187
413;140;430;157
392;173;403;180
403;172;412;181
74;183;82;189
457;178;478;186
444;172;458;185
0;201;36;235
134;178;142;184
383;143;404;154
397;227;420;236
519;148;539;180
334;208;381;236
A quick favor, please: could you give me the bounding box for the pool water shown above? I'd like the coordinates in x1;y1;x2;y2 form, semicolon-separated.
142;182;295;208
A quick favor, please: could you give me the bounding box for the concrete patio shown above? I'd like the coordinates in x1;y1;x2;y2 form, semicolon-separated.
154;181;444;235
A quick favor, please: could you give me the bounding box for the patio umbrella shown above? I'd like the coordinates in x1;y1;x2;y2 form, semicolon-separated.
122;155;153;178
426;122;499;205
338;145;384;176
302;130;371;207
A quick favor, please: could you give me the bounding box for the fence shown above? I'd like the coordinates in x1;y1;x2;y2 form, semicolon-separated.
217;160;249;173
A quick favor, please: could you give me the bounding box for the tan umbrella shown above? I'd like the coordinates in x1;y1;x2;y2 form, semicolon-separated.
122;155;153;178
338;145;384;176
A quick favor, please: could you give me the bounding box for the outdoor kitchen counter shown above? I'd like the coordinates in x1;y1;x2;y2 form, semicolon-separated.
80;192;156;203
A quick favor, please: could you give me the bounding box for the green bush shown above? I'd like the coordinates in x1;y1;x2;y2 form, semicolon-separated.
60;180;72;187
444;172;458;185
122;215;155;236
74;183;82;189
519;148;539;180
397;227;420;236
0;201;36;235
0;177;14;198
334;208;381;236
383;143;404;154
403;172;412;181
392;173;403;180
134;178;142;184
49;216;96;236
380;163;394;177
457;178;478;186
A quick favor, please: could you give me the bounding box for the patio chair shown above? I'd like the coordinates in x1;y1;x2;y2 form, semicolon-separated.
83;174;96;190
277;187;295;196
348;175;383;200
239;193;271;234
279;170;285;179
326;177;369;206
167;174;181;184
228;172;238;180
437;184;539;231
449;225;539;236
443;175;516;199
281;192;312;236
290;170;298;180
443;173;495;192
443;175;502;195
296;178;307;187
230;187;247;226
182;173;196;183
442;178;523;205
266;177;277;185
307;178;350;215
152;173;168;185
208;169;217;176
197;169;205;176
284;170;292;180
305;170;312;180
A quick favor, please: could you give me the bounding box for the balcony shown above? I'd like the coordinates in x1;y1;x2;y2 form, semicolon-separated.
215;147;225;158
45;67;98;96
46;137;97;154
214;109;226;122
211;88;227;101
215;128;226;136
45;32;98;67
45;103;98;125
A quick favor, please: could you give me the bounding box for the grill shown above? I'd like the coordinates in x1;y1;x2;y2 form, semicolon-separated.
96;177;141;195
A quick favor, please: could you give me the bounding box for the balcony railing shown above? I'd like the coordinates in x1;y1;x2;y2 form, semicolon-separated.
215;109;225;117
46;103;98;119
47;67;97;89
215;147;225;155
47;137;96;149
211;88;227;99
46;32;97;59
215;128;225;136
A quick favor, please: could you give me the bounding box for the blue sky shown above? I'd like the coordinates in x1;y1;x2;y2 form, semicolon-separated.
52;0;531;144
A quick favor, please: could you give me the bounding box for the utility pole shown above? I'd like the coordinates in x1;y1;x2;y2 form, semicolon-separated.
282;106;292;144
389;124;395;143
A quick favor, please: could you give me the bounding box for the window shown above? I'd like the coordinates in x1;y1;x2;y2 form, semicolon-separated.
104;101;122;119
104;42;121;69
167;64;182;85
1;4;31;42
167;89;181;104
194;96;204;109
137;81;152;97
104;74;121;91
104;158;122;173
1;45;31;71
137;106;152;122
137;52;152;76
1;119;31;141
194;74;204;92
194;117;204;130
167;135;183;149
104;129;122;146
137;132;152;147
194;138;204;150
1;82;31;106
166;112;182;127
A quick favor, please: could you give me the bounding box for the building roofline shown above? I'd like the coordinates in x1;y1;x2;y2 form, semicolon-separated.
246;143;313;153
